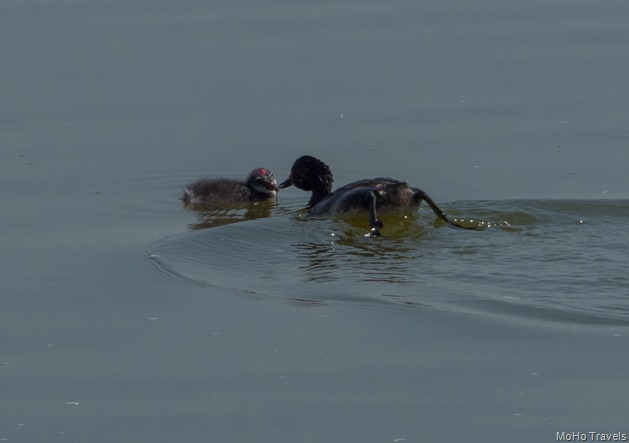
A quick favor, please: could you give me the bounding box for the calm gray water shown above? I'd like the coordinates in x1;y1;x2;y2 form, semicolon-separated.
2;0;629;442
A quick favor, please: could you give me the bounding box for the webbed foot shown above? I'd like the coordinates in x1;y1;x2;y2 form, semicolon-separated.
365;227;382;237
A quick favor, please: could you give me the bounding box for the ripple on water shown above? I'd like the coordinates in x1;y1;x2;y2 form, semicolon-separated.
148;200;629;326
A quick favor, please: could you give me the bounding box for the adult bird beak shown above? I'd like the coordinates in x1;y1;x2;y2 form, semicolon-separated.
278;177;293;189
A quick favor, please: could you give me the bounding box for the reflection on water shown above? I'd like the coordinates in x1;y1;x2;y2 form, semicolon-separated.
293;238;422;286
294;238;422;286
291;212;424;284
149;199;629;325
183;199;278;230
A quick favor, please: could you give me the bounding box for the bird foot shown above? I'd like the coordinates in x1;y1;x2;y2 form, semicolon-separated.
366;227;382;237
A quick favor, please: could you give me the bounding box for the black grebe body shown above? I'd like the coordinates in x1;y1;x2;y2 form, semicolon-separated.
183;168;278;205
279;155;471;235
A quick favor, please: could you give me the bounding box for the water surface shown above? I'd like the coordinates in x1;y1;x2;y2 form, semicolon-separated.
151;198;629;326
2;0;629;441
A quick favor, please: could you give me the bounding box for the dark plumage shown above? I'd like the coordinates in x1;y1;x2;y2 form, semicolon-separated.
182;168;278;205
279;155;473;236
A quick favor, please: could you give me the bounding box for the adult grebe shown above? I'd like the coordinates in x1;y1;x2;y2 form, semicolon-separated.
279;155;473;236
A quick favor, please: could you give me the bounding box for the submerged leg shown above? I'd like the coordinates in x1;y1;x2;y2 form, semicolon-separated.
366;191;384;237
413;188;477;230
